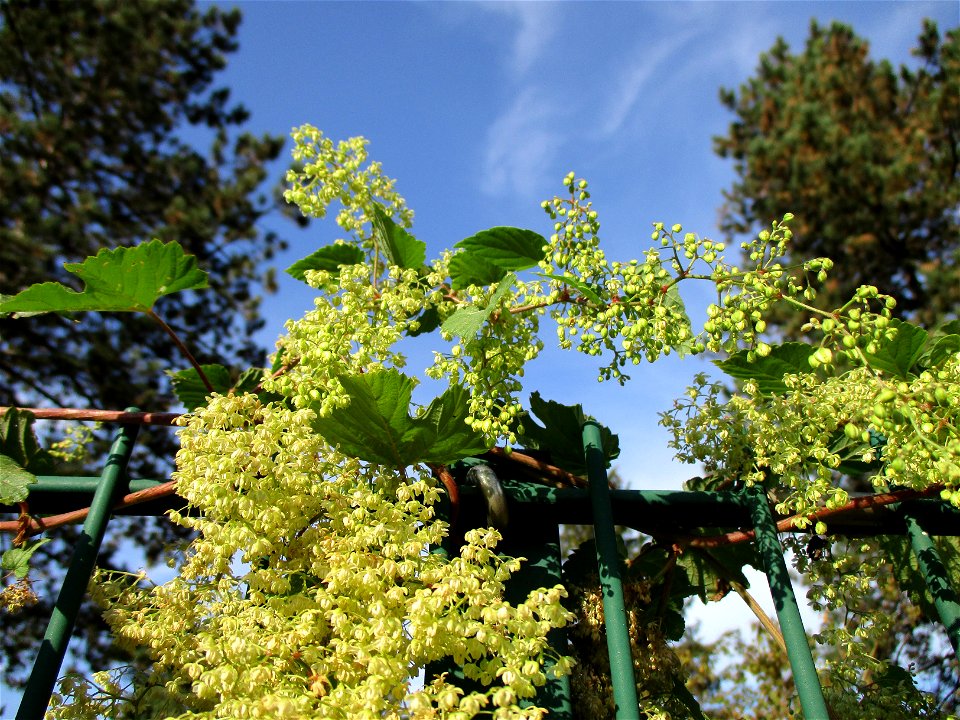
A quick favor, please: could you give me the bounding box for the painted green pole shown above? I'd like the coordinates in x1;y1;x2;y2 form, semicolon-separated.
904;512;960;654
745;487;830;720
582;421;639;718
17;415;140;720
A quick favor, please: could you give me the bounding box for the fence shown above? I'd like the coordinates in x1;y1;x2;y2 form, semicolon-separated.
6;417;960;720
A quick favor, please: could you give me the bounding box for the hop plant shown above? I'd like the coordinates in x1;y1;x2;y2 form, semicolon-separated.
35;129;959;718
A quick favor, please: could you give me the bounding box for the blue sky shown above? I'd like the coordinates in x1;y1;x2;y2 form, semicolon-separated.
209;0;957;491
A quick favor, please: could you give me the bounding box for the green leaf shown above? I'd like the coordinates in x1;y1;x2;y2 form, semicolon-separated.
285;243;365;282
0;239;208;315
0;455;37;505
449;227;545;289
441;273;516;338
0;294;45;319
448;253;508;288
371;204;426;270
169;364;235;411
662;284;696;357
517;392;619;476
715;342;816;395
863;319;928;378
536;272;603;305
918;333;960;370
0;408;52;475
170;365;275;411
312;369;489;467
2;538;52;579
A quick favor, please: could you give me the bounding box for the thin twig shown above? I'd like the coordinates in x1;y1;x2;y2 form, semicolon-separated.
0;407;182;426
687;484;944;548
0;480;179;537
482;447;587;488
147;308;213;392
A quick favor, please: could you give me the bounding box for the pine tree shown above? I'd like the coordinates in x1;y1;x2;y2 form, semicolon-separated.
715;19;959;333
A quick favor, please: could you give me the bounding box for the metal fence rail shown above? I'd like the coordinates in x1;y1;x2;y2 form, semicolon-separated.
5;419;960;720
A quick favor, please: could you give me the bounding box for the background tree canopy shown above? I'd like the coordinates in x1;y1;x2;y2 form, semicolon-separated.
715;19;959;335
0;0;295;693
0;0;288;449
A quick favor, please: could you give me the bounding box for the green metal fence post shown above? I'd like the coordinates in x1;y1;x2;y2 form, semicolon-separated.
582;421;639;719
903;511;960;654
745;486;829;720
17;414;140;720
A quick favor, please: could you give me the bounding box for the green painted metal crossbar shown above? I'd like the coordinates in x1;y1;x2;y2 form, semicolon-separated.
8;420;960;719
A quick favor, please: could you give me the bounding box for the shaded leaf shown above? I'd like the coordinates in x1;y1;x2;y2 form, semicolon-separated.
715;342;815;395
918;333;960;370
0;408;52;475
407;306;442;337
677;545;756;604
169;364;234;411
312;369;489;466
0;239;208;315
285;243;365;282
371;204;426;270
170;365;275;411
517;392;619;476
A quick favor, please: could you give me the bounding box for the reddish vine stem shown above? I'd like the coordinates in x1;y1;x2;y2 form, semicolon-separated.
429;464;460;528
253;357;301;393
146;308;213;393
687;484;945;548
0;480;179;537
0;407;182;426
482;447;586;488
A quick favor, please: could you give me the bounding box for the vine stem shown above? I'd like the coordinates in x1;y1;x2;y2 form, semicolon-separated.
0;480;178;537
686;483;945;548
482;447;587;488
147;308;213;393
0;407;181;425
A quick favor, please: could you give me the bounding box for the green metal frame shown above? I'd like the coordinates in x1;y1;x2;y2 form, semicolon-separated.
16;414;140;720
7;418;960;719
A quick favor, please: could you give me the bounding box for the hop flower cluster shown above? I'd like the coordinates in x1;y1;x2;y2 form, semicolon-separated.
284;125;413;243
271;262;427;416
539;177;702;382
51;393;573;719
662;330;960;519
428;276;545;444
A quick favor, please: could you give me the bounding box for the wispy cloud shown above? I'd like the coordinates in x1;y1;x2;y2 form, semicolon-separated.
596;28;702;139
481;87;562;197
481;2;558;77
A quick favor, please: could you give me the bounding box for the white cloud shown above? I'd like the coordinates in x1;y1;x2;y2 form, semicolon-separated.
481;87;562;197
597;33;694;139
480;2;558;76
